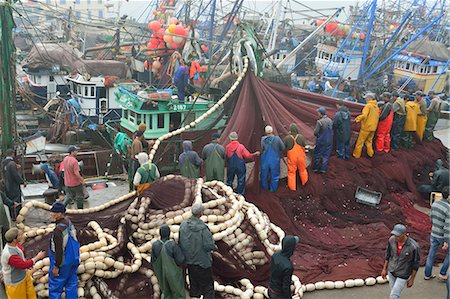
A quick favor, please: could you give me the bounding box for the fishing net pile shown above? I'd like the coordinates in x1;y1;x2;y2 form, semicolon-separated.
219;72;449;284
19;176;304;298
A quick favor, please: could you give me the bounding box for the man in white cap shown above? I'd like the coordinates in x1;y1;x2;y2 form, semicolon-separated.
225;132;259;195
133;152;160;194
260;125;285;192
381;224;420;299
179;203;216;299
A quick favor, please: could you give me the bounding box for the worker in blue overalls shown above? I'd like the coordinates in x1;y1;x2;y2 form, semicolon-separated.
225;132;259;195
313;107;333;173
260;126;285;192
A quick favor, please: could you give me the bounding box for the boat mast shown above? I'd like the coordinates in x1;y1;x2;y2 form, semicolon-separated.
268;0;283;51
0;0;17;154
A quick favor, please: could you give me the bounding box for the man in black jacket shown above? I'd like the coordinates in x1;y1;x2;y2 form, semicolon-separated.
333;100;351;160
417;159;449;196
381;224;420;299
1;149;23;220
269;235;299;298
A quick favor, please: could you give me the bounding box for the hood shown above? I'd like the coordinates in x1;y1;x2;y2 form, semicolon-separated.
186;216;207;232
159;224;170;241
135;152;149;166
281;235;299;258
183;140;193;152
289;123;298;135
366;99;378;108
338;106;350;119
435;159;444;170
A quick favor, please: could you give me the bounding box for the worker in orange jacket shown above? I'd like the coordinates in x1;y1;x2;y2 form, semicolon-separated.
283;124;308;191
353;92;379;159
414;91;427;141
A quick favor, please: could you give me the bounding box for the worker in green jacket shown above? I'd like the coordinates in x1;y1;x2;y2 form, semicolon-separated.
179;141;202;179
202;133;225;182
151;224;185;299
133;152;160;194
179;203;217;299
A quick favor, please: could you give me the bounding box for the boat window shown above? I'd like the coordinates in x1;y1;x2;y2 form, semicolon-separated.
129;111;136;124
123;110;128;119
433;66;438;73
100;99;107;113
405;63;410;70
184;112;195;125
49;76;54;82
84;86;89;97
426;66;431;73
147;114;153;129
157;114;165;129
170;112;181;130
98;87;106;98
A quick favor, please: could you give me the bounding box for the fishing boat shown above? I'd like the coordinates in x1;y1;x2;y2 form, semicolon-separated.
114;86;225;139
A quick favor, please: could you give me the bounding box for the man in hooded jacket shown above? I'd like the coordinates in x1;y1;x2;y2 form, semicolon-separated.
179;141;202;178
179;203;217;299
402;96;420;149
333;100;351;160
390;92;406;150
376;92;394;152
202;133;225;182
151;224;185;299
283;124;308;191
417;159;449;195
269;235;299;298
313;107;333;173
225;132;259;195
353;92;379;159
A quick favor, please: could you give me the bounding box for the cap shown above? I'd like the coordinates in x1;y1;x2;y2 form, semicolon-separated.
391;91;399;97
229;132;238;141
381;92;391;99
428;90;435;95
5;228;19;242
211;133;220;140
50;202;66;214
265;125;273;134
135;131;144;137
191;203;204;216
414;90;423;96
317;107;326;115
68;145;80;153
364;92;376;99
391;224;407;236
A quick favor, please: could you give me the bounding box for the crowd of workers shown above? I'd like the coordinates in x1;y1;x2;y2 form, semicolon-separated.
0;87;448;298
124;89;445;198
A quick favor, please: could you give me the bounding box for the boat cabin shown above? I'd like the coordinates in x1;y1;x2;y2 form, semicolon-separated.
315;43;363;80
392;54;448;93
115;87;224;139
24;68;69;105
66;74;140;124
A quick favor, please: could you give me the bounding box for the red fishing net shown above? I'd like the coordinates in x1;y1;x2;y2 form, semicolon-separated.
221;72;449;283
